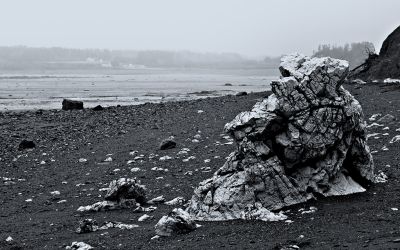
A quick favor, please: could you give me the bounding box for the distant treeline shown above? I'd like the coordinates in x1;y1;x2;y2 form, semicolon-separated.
313;42;375;69
0;46;270;71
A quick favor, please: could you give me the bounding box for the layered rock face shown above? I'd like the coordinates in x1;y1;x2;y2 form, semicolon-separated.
188;54;375;221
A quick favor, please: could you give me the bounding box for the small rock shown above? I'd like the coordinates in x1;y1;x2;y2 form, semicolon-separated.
76;219;99;234
92;105;104;111
5;236;13;242
159;156;172;161
378;114;396;123
148;195;165;204
18;140;35;150
50;191;60;196
79;158;87;163
155;208;197;236
104;157;113;162
236;91;248;96
160;138;176;150
138;214;153;222
165;197;186;206
65;241;93;250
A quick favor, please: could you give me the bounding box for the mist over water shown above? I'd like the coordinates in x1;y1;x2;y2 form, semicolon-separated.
0;68;278;111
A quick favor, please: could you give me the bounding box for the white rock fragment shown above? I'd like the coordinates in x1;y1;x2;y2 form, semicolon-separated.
151;167;168;172
204;159;211;163
138;214;153;222
193;134;202;139
366;123;384;128
159;156;172;161
129;151;138;156
375;171;388;183
131;167;140;172
40;161;46;165
127;160;135;165
197;110;204;113
25;198;32;202
367;133;381;139
369;114;382;121
381;146;389;151
65;241;93;250
182;156;196;162
241;203;287;222
151;235;160;240
391;208;398;211
104;157;113;162
50;191;60;196
148;195;165;204
165;197;186;206
5;236;13;242
191;139;200;143
383;78;400;83
78;158;87;163
57;200;67;204
300;206;318;214
389;135;400;143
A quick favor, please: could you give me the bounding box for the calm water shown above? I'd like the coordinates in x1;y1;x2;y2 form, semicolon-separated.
0;67;278;111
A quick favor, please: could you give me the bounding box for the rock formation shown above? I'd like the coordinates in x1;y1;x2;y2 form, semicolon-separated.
350;25;400;80
77;178;147;212
188;53;375;221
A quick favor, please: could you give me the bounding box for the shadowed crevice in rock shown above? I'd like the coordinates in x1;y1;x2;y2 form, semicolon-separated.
188;53;375;221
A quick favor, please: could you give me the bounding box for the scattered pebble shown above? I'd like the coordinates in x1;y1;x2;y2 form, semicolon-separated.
79;158;87;163
104;157;113;162
159;156;172;161
138;214;153;222
389;135;400;143
5;236;13;242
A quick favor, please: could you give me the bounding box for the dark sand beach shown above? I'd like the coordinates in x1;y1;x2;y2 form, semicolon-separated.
1;83;400;249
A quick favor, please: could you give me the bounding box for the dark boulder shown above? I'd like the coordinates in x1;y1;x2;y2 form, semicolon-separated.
62;99;83;111
159;138;176;150
92;105;104;111
236;91;248;96
18;140;35;150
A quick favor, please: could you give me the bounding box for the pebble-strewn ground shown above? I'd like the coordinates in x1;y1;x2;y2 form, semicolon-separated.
0;84;399;249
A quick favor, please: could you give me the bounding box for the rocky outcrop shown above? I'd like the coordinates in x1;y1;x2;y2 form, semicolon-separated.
188;53;375;221
350;25;400;80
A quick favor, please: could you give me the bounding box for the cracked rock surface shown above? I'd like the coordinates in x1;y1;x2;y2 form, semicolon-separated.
188;53;375;221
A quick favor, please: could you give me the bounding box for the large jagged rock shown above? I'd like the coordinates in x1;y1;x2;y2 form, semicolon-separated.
188;53;375;221
351;25;400;80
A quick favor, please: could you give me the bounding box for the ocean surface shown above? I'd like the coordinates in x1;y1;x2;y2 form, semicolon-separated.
0;67;279;111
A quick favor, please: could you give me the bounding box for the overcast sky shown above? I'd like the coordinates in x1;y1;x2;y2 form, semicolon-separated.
1;0;399;58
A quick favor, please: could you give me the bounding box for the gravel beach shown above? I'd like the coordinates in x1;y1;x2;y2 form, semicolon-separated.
1;83;400;249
